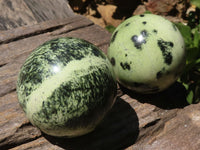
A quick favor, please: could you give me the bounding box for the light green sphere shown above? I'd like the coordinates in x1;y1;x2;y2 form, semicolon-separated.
108;14;185;93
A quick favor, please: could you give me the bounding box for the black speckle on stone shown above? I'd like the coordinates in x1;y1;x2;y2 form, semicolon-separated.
166;54;173;65
125;54;128;57
111;30;118;43
120;62;131;70
142;21;147;25
132;35;138;42
141;30;148;37
153;29;158;34
156;71;163;79
125;23;130;26
110;57;115;66
169;42;174;47
131;30;148;50
157;39;174;65
140;14;145;17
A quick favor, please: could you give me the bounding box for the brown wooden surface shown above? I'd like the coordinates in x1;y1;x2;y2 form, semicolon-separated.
1;0;200;150
0;0;74;30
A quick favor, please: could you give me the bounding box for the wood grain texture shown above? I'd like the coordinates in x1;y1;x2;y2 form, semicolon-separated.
10;137;63;150
0;92;41;150
24;0;75;22
128;103;200;150
0;0;37;30
0;15;94;66
0;0;74;31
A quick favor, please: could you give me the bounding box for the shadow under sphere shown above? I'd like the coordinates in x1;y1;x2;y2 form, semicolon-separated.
120;81;189;110
44;97;139;150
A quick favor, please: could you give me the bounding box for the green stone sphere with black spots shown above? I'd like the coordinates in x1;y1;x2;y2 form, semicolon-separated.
17;37;117;137
108;14;186;93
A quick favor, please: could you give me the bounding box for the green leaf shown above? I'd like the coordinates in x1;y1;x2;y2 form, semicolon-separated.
192;25;200;47
182;82;189;90
191;0;200;8
195;58;200;64
187;90;194;104
186;47;200;63
174;23;192;48
105;25;116;33
176;23;200;64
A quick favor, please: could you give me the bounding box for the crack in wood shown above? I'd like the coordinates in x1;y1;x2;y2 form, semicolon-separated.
16;121;32;130
0;16;94;45
50;22;94;36
0;88;16;97
0;122;42;150
143;118;161;129
0;25;65;45
0;135;42;150
0;63;7;68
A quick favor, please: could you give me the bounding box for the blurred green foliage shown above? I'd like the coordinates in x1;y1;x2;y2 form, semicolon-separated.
175;5;200;104
176;22;200;104
191;0;200;8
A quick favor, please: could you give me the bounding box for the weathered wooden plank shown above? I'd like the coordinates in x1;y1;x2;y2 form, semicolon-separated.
0;15;85;44
0;15;111;66
0;0;38;30
120;84;200;150
0;55;26;97
127;103;200;150
0;15;94;66
0;92;41;150
10;137;63;150
0;0;75;31
24;0;75;22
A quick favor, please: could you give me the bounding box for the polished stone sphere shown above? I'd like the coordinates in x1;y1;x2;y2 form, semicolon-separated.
17;37;117;137
108;14;185;93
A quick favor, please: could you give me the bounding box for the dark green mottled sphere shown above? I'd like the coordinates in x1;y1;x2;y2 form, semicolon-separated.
17;37;117;137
